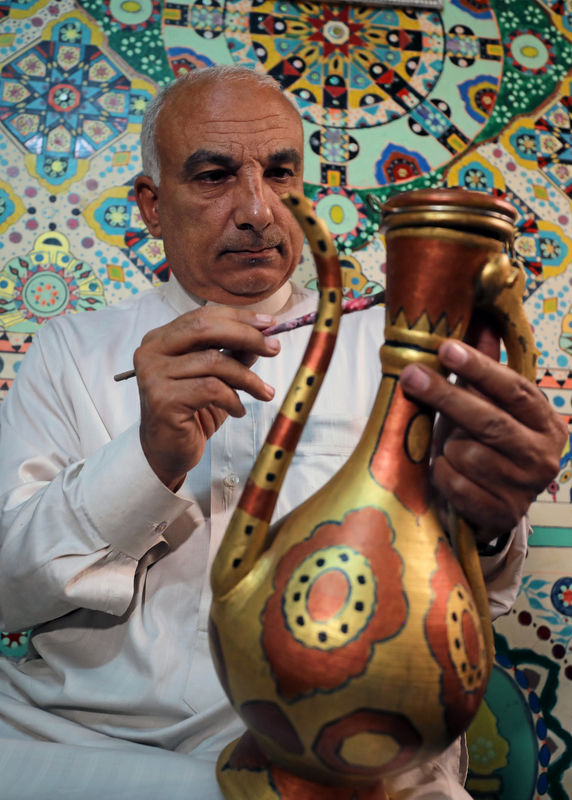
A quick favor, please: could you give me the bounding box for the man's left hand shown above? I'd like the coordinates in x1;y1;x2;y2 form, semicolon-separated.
399;338;567;543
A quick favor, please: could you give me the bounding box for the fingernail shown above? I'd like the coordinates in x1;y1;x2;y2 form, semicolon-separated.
263;382;275;397
267;337;280;352
256;314;274;325
440;340;468;367
401;365;430;392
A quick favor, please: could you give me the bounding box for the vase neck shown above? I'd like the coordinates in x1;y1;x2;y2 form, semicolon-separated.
355;368;435;517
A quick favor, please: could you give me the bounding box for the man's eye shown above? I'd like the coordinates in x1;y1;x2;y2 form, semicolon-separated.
197;170;229;182
267;167;295;180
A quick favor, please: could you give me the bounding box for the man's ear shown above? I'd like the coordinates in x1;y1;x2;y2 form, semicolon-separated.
134;175;161;237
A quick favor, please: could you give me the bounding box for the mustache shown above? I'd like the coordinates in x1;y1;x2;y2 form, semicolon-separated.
218;231;283;255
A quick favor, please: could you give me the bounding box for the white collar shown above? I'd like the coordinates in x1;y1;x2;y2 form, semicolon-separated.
163;273;294;318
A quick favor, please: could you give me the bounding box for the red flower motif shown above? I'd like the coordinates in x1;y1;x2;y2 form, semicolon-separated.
424;540;487;739
263;506;407;700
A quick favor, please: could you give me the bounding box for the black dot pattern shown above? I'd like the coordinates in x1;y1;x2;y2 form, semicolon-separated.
282;546;376;651
446;585;486;694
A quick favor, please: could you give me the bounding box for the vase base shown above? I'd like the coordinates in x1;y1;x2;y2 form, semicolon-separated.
216;731;390;800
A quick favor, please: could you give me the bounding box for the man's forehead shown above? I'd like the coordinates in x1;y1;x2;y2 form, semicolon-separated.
194;115;298;141
188;127;301;155
182;119;302;164
189;103;300;142
179;79;296;118
160;81;303;162
168;79;297;121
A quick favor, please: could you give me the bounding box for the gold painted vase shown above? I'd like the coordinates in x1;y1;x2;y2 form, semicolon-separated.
209;189;537;800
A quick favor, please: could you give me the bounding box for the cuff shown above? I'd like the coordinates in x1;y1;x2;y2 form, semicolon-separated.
481;516;530;620
79;423;192;560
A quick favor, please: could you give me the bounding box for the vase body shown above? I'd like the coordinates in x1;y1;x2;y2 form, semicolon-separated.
209;189;532;799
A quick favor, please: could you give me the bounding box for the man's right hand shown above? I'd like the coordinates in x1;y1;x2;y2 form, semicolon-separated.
133;306;281;491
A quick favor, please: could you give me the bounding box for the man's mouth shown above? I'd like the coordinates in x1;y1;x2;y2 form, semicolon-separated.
222;244;282;258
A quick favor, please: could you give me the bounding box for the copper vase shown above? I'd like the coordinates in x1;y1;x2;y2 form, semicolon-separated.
208;189;536;800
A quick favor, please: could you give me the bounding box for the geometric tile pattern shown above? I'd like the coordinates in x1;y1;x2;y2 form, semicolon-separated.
0;8;156;192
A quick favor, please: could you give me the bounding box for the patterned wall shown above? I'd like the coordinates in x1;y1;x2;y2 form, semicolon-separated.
0;1;571;797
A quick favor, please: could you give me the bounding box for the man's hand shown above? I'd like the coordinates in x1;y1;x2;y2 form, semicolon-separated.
399;338;567;542
133;306;281;491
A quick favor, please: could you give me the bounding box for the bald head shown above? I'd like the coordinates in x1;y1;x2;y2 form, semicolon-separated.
141;66;303;186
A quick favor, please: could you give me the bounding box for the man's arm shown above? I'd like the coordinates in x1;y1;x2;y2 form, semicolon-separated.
0;306;280;632
0;321;189;632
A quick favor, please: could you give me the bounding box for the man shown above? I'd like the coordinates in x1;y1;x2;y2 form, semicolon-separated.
0;65;565;799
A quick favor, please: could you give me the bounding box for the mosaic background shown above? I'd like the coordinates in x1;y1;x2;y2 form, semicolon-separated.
0;0;571;796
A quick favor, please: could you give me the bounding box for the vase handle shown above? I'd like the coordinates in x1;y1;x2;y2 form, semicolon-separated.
456;253;537;679
210;193;343;600
475;253;538;381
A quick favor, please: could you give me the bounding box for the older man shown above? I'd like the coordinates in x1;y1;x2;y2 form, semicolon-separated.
0;65;564;799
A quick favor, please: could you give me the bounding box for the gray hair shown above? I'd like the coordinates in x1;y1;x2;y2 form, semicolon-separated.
140;66;294;186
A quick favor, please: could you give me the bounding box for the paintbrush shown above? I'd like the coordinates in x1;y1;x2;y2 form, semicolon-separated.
113;288;385;382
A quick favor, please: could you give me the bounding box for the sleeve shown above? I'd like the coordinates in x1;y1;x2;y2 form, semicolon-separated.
480;516;530;622
0;321;192;633
384;735;470;799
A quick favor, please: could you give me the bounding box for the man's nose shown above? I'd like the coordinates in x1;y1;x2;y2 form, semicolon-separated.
233;172;274;232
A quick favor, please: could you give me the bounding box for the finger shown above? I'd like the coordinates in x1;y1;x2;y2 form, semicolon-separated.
161;348;276;400
195;405;231;441
442;435;542;497
223;349;259;368
440;340;542;421
139;307;277;358
140;359;274;421
400;365;530;462
144;374;251;420
402;339;549;434
180;377;250;418
431;454;528;535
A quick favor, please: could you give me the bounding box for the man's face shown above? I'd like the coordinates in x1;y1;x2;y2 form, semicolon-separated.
137;78;305;304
